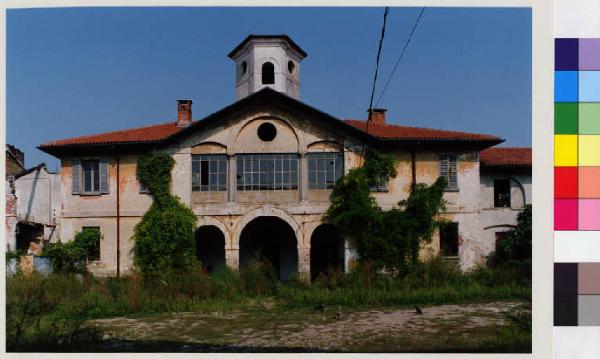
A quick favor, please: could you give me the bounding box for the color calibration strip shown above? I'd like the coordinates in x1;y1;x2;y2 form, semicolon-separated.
555;263;600;326
554;38;600;232
554;38;600;329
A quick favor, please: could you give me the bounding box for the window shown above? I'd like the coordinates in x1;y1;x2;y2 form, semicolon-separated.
257;122;277;141
308;152;344;190
241;61;248;75
237;154;298;190
72;158;108;195
439;153;458;190
288;60;295;74
370;176;389;192
495;231;508;252
81;226;101;261
192;155;227;192
262;62;275;84
139;180;149;194
494;178;511;208
82;160;100;194
440;222;459;257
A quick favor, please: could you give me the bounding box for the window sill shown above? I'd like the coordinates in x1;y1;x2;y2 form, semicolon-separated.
443;188;460;193
79;192;102;196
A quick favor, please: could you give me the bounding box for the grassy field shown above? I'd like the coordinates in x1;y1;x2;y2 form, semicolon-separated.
6;257;531;352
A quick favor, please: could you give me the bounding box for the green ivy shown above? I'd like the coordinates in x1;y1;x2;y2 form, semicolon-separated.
132;153;197;276
326;149;447;276
487;205;532;266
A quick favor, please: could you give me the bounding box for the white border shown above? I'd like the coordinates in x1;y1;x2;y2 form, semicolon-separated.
0;1;552;358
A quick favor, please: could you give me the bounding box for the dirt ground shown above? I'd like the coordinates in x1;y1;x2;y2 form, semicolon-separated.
91;301;528;352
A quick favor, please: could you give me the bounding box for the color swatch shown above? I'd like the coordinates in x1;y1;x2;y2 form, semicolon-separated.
555;263;600;326
555;38;600;231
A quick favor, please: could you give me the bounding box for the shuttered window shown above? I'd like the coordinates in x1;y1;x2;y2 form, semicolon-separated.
72;158;109;195
439;153;458;190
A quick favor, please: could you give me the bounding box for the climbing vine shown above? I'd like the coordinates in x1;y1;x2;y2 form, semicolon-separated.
133;153;197;275
326;149;447;276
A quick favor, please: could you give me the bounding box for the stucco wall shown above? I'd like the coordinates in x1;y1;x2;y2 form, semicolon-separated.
50;106;529;276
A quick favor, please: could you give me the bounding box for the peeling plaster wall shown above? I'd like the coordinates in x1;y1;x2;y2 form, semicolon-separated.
51;106;527;276
479;172;532;260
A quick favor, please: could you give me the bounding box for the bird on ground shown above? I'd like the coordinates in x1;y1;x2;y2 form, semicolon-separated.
314;304;326;313
336;306;344;320
415;305;424;315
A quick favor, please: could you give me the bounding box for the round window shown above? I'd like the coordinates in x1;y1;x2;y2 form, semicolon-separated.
288;60;295;74
257;122;277;141
241;61;248;75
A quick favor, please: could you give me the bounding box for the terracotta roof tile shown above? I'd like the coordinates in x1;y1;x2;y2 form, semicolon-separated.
480;147;531;167
344;119;502;141
39;121;191;148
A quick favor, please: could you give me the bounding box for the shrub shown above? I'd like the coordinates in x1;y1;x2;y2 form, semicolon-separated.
132;153;197;276
487;205;532;267
240;256;278;296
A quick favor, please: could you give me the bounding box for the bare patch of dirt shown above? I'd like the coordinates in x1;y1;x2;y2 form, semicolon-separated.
91;301;528;352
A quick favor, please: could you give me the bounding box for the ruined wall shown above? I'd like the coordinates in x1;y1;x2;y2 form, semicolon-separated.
479;172;532;259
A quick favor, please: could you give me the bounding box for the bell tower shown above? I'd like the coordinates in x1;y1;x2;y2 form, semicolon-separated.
228;35;307;100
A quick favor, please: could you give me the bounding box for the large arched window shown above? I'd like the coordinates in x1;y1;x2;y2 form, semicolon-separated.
262;62;275;85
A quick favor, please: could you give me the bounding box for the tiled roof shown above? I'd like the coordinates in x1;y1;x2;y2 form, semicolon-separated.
39;121;189;148
480;147;532;167
344;119;502;142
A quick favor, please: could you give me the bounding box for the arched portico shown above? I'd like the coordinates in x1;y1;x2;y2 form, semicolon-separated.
310;223;345;281
195;225;226;272
239;216;298;280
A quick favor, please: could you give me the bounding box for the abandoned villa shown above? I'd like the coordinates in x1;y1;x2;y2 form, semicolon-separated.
7;35;532;279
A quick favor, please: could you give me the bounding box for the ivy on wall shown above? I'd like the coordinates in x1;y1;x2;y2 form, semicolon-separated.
326;149;447;276
132;153;197;275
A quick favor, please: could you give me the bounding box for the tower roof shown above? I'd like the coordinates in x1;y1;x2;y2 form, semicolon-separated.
227;34;308;59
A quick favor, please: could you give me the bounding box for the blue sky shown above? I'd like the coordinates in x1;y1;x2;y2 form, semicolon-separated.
7;7;531;169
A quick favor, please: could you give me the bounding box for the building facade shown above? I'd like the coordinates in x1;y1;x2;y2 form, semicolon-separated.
35;35;532;278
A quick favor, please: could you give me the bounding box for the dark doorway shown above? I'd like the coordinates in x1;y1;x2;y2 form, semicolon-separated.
195;225;226;272
239;216;297;280
440;222;459;257
310;224;345;281
16;221;44;253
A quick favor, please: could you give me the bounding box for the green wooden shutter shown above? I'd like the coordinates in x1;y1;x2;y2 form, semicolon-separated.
439;153;449;181
448;154;458;189
72;159;81;195
99;159;109;194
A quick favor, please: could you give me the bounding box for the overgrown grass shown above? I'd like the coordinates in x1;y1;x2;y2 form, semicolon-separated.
6;257;531;352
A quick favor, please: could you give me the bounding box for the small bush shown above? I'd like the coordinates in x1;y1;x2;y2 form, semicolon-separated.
240;256;278;297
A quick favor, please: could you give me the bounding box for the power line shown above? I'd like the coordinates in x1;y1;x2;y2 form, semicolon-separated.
367;6;390;122
375;7;426;107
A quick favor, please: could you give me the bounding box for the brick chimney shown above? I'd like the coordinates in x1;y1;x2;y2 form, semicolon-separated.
177;99;193;127
368;108;387;125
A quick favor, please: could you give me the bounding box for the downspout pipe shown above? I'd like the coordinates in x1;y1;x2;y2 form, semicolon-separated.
116;154;121;277
411;151;417;189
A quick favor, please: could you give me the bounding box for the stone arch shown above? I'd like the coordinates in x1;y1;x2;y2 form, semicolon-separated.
195;225;226;272
307;140;344;153
191;141;227;155
197;216;232;248
234;205;301;249
238;215;298;280
310;223;345;280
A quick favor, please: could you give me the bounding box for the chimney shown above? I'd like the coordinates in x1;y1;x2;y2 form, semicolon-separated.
177;99;193;127
368;108;387;125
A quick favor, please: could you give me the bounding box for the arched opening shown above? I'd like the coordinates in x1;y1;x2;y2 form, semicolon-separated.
195;225;226;272
262;62;275;85
239;216;297;280
310;224;345;281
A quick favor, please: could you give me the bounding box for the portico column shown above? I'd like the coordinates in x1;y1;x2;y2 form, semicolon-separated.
298;246;310;281
228;154;236;203
225;248;239;270
300;153;308;202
